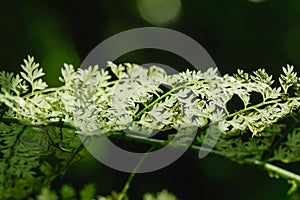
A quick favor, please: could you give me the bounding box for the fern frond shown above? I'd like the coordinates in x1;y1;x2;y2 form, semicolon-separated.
0;56;300;199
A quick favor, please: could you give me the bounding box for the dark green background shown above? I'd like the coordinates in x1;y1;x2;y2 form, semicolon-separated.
0;0;300;199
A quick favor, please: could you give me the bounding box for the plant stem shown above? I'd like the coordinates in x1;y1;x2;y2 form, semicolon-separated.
254;160;300;184
225;97;300;119
132;80;206;121
225;98;281;119
117;146;156;200
133;85;186;121
112;131;300;185
110;132;300;186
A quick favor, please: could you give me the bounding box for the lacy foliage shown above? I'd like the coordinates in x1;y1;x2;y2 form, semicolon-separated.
0;56;300;199
36;185;177;200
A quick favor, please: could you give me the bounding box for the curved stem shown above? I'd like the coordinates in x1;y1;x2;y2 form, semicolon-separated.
226;99;282;119
225;97;300;119
254;160;300;184
110;132;300;186
132;80;207;121
117;146;156;200
133;85;185;121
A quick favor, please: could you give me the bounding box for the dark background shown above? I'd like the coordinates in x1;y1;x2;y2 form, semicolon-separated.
0;0;300;199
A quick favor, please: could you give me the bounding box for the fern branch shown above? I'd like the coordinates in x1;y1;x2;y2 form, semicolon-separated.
1;56;300;198
254;160;300;184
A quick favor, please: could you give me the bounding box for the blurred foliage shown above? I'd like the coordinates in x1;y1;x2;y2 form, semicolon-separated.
0;0;300;199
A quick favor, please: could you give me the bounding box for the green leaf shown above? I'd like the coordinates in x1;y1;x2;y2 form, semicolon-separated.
61;185;76;200
37;188;59;200
80;184;96;200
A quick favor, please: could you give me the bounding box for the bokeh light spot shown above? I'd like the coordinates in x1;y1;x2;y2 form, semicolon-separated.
136;0;182;26
248;0;268;3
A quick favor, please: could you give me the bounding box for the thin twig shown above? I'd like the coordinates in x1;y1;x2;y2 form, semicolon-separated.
117;146;156;200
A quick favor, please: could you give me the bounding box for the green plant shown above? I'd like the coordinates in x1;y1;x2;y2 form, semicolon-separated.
0;56;300;199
